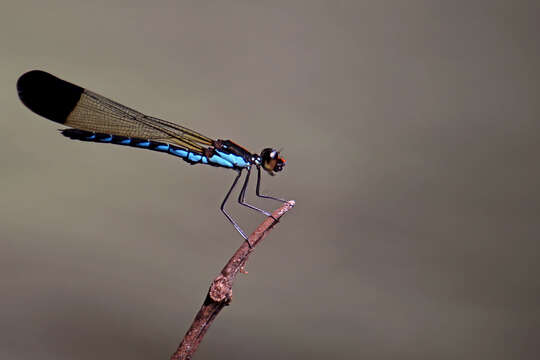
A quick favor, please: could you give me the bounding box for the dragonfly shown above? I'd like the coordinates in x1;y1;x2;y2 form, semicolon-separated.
17;70;286;240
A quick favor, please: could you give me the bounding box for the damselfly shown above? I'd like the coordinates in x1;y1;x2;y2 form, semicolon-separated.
17;70;286;239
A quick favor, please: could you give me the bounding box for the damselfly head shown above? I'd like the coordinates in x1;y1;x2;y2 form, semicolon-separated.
260;148;286;175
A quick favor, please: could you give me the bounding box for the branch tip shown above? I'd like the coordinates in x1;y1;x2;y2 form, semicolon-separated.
170;200;295;360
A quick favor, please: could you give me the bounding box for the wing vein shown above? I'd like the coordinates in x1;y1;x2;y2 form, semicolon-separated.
64;90;214;153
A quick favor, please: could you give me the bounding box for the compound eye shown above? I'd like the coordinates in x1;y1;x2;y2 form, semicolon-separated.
261;148;285;173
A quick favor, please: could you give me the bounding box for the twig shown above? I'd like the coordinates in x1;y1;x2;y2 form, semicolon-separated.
170;200;296;360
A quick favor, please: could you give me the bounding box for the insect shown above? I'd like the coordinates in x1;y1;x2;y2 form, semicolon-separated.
17;70;286;239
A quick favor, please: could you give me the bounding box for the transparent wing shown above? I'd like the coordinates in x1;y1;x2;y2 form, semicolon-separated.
65;89;214;153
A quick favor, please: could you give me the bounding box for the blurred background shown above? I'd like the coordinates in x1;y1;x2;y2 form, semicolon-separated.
1;1;539;359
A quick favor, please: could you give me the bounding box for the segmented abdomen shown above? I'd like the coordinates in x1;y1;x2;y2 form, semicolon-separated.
62;129;236;168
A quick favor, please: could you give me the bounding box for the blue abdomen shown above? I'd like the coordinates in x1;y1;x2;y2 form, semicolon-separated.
61;129;241;168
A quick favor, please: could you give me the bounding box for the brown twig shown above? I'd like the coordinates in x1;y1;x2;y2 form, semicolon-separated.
170;200;296;360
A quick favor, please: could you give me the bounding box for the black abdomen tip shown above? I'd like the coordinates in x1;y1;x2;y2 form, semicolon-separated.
17;70;83;124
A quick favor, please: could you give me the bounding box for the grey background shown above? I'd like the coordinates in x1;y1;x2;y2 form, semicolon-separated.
1;1;539;359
